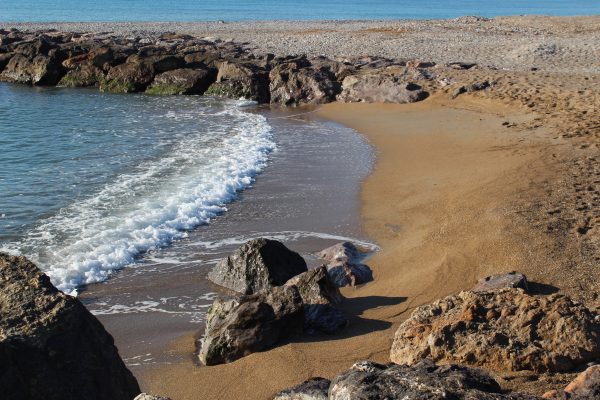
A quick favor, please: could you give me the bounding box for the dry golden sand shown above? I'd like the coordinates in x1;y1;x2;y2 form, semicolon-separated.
143;88;594;397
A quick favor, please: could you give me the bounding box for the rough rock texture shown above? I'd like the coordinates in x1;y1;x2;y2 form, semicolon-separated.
58;63;104;87
328;359;539;400
269;59;341;106
206;60;270;102
0;253;140;400
208;238;308;295
391;289;600;374
198;285;304;365
337;74;428;103
285;267;347;334
316;242;373;287
543;365;600;399
146;68;215;95
134;394;173;400
472;271;529;292
100;60;155;92
0;52;64;85
273;377;330;400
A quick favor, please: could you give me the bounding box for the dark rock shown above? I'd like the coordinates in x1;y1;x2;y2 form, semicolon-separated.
206;60;270;102
208;238;308;294
316;242;373;287
447;62;478;70
284;266;343;305
128;54;185;73
58;63;105;87
0;53;13;72
273;377;330;400
304;304;348;334
184;51;221;69
472;271;529;292
0;253;140;400
198;285;304;365
390;289;600;374
338;74;428;103
0;52;65;85
269;60;341;106
100;61;155;93
329;359;540;400
146;68;216;95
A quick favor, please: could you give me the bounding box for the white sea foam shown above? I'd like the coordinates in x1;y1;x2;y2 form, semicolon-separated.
2;101;275;295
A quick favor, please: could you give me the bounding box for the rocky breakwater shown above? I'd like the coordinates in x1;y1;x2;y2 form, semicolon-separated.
199;239;361;365
0;253;140;400
0;29;431;105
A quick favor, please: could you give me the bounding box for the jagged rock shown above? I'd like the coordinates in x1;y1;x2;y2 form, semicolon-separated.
198;285;304;365
543;365;600;399
285;266;343;306
316;242;373;287
58;63;105;87
269;60;341;106
337;74;428;103
472;271;529;292
284;267;347;334
146;68;215;95
208;238;308;294
0;52;65;85
100;61;155;93
273;377;330;400
390;289;600;374
0;254;140;400
0;53;13;72
328;359;540;400
134;394;172;400
128;54;185;73
206;60;270;102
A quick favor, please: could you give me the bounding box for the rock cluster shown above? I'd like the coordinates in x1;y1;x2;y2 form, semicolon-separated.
0;253;140;400
275;359;540;400
390;288;600;374
200;239;357;365
0;29;431;106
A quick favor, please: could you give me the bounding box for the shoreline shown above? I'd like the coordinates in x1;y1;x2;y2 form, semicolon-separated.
143;93;571;398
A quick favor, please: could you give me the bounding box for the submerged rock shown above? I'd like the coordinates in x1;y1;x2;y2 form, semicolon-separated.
273;377;330;400
100;61;155;93
208;238;308;295
390;288;600;374
316;242;373;287
337;74;428;103
58;63;105;87
198;285;304;365
0;253;140;400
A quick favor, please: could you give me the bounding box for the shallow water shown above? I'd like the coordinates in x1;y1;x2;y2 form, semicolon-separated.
1;0;599;22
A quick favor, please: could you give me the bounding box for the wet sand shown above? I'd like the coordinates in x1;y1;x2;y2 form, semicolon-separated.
144;93;567;398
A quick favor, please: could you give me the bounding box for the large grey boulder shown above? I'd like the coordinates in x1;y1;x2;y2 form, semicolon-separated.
269;60;341;106
208;238;308;295
198;285;304;365
100;61;155;93
391;288;600;373
205;60;270;102
328;359;540;400
337;74;428;103
284;266;348;334
316;242;373;287
0;253;140;400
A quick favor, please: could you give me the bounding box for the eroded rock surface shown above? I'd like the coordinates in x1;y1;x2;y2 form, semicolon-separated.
544;365;600;399
273;377;330;400
316;242;373;287
391;288;600;374
338;74;428;103
0;253;140;400
208;238;307;294
198;285;304;365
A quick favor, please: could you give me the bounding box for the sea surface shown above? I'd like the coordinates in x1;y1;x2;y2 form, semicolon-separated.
1;0;599;22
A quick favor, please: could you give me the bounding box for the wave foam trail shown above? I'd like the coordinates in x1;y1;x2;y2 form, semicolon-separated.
2;100;275;295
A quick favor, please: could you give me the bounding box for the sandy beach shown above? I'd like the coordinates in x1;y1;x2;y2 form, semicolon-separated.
143;90;589;397
2;14;599;400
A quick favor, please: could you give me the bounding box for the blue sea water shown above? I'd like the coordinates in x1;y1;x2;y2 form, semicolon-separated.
0;0;599;22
